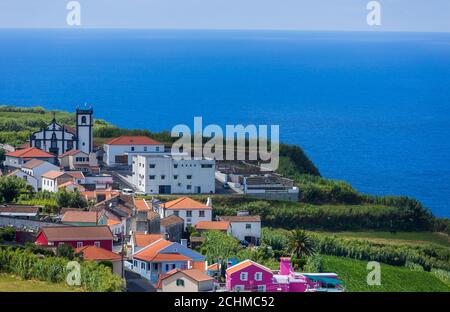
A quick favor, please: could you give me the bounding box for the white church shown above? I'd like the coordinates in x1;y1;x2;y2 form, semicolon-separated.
29;106;94;156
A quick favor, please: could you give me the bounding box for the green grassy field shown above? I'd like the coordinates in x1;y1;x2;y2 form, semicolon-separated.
326;231;450;248
0;274;82;292
322;255;450;292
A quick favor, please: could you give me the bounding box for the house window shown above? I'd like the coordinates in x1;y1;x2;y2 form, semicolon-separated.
165;264;170;271
133;260;137;267
131;147;135;152
141;262;145;270
149;164;155;168
201;164;213;168
35;140;41;148
76;242;83;248
186;211;192;217
240;272;248;281
156;147;160;151
173;175;178;180
199;210;205;217
186;175;192;179
149;175;155;180
186;185;192;190
161;175;165;180
235;285;244;292
144;147;147;151
153;263;158;270
176;279;185;287
94;241;100;248
255;272;263;281
257;285;266;292
173;164;178;169
246;224;252;229
81;116;87;124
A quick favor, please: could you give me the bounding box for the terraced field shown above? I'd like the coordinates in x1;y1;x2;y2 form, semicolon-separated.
322;255;450;292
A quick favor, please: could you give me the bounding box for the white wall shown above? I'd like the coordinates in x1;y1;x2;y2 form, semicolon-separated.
132;154;215;195
229;221;261;242
22;161;59;190
161;209;212;230
104;144;164;166
41;178;57;192
9;171;38;191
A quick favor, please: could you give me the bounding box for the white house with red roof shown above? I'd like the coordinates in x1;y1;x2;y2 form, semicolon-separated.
41;170;85;192
103;136;165;166
154;197;213;230
129;238;206;284
21;159;60;190
3;147;56;169
59;149;99;173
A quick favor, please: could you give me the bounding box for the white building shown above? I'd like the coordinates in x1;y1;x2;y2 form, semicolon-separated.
103;136;165;166
4;147;56;169
7;169;39;191
132;153;215;195
154;197;212;230
218;215;261;245
41;171;85;192
29;107;93;156
58;149;98;173
21;159;60;190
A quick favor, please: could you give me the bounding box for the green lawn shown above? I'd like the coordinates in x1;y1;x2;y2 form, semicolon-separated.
0;274;82;292
325;231;450;248
322;255;450;292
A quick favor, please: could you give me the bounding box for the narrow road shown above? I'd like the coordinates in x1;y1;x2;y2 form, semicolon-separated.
124;269;156;292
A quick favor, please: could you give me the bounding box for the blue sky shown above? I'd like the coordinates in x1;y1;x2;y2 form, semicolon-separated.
0;0;449;32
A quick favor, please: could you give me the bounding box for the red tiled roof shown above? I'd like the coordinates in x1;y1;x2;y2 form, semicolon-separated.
208;263;220;271
133;239;174;261
160;215;184;227
75;245;121;261
38;226;113;242
134;198;150;212
226;259;272;275
164;197;210;210
159;269;214;284
133;233;164;247
105;136;162;146
62;211;98;223
195;221;230;231
6;147;54;159
59;149;87;158
41;170;65;179
22;159;46;169
218;215;261;222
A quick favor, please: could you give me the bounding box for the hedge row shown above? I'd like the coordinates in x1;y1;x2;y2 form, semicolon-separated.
261;228;450;272
0;246;123;292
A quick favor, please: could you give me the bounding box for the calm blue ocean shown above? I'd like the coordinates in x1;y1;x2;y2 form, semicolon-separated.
0;29;449;217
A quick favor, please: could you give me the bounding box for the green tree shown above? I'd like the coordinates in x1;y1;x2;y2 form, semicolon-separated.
200;231;241;263
286;229;316;259
56;244;75;260
0;175;27;202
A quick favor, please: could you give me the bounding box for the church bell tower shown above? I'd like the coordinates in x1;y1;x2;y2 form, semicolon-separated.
76;105;93;154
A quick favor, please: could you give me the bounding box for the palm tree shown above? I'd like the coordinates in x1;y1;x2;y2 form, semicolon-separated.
286;230;315;259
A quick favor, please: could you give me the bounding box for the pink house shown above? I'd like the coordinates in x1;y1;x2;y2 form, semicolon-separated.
226;259;274;292
226;257;343;292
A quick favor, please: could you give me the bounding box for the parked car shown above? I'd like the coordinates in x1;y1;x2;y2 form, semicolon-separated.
122;188;134;195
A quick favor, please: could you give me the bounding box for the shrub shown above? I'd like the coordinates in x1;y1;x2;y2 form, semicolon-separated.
0;246;123;291
303;255;324;273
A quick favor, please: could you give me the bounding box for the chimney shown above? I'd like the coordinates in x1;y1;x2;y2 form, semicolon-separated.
279;257;292;276
180;239;188;247
206;197;212;208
